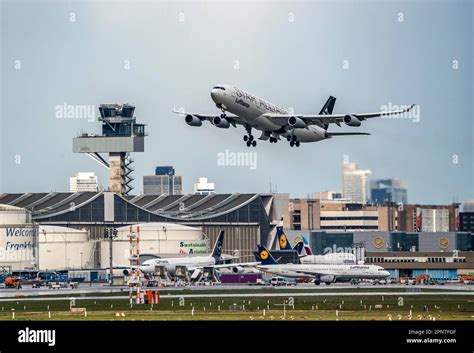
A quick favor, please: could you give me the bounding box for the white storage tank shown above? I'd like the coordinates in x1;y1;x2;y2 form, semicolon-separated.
38;225;93;270
0;204;35;271
100;223;208;267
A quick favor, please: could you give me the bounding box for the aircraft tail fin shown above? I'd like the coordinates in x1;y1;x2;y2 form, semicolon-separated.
257;244;278;265
319;96;336;115
277;226;292;250
293;241;304;255
319;96;336;130
211;231;224;260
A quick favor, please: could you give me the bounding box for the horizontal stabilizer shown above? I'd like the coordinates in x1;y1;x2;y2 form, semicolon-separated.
326;132;371;137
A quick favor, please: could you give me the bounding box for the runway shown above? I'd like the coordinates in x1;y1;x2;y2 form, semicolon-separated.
0;282;472;299
0;289;473;302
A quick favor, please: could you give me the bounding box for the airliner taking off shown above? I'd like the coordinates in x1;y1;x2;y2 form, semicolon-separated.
174;84;414;147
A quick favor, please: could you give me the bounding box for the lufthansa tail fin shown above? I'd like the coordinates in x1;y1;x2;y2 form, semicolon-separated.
211;231;224;260
276;226;292;250
257;244;278;265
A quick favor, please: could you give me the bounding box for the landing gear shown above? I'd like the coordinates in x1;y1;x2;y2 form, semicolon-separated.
314;280;321;286
287;132;299;147
243;134;254;142
269;137;278;143
243;124;256;147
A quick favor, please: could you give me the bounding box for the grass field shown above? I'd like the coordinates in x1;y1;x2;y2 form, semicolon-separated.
0;294;473;321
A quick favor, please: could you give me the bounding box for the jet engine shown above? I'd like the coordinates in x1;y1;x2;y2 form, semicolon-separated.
288;116;307;129
212;116;230;129
231;266;245;274
185;114;203;127
320;275;335;283
343;115;361;127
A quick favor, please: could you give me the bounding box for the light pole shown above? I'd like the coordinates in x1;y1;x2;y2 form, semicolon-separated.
80;252;83;269
104;227;118;286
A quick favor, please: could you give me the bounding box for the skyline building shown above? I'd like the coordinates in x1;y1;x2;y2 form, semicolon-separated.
69;172;98;192
143;166;183;195
342;162;371;204
370;179;408;205
194;177;215;195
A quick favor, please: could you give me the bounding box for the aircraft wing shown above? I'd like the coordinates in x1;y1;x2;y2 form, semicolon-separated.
262;104;415;128
172;109;243;127
212;262;261;269
192;262;260;271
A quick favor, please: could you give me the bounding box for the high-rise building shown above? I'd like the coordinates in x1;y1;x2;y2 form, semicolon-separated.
341;162;371;204
460;200;474;233
194;177;215;195
370;179;408;205
69;172;98;192
143;166;183;195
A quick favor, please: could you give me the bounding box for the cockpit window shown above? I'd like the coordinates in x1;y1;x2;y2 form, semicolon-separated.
213;86;225;90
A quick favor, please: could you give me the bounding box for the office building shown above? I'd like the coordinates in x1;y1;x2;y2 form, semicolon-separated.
69;172;98;192
194;177;215;195
143;166;183;195
342;162;371;204
313;191;344;201
285;198;458;232
370;179;408;205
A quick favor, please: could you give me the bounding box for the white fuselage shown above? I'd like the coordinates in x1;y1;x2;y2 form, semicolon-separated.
140;256;216;276
210;84;327;142
300;253;358;265
257;264;390;282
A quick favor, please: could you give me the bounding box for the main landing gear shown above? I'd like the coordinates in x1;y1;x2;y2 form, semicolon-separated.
244;124;256;147
269;137;278;143
244;134;256;147
287;135;300;147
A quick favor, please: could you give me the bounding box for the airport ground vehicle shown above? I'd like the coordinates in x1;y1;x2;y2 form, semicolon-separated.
400;277;416;285
460;275;474;284
415;274;430;285
48;282;68;289
270;277;296;286
4;277;21;288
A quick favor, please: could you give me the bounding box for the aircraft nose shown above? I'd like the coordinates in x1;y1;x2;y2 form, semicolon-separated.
210;89;221;103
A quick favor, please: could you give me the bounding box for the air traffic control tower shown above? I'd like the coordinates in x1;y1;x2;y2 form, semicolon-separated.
73;104;146;195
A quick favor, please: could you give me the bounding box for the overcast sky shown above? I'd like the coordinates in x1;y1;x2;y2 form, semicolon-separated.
1;0;472;204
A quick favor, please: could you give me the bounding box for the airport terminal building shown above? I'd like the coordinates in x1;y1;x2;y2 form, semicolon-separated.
0;192;288;270
0;191;473;281
282;229;474;280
